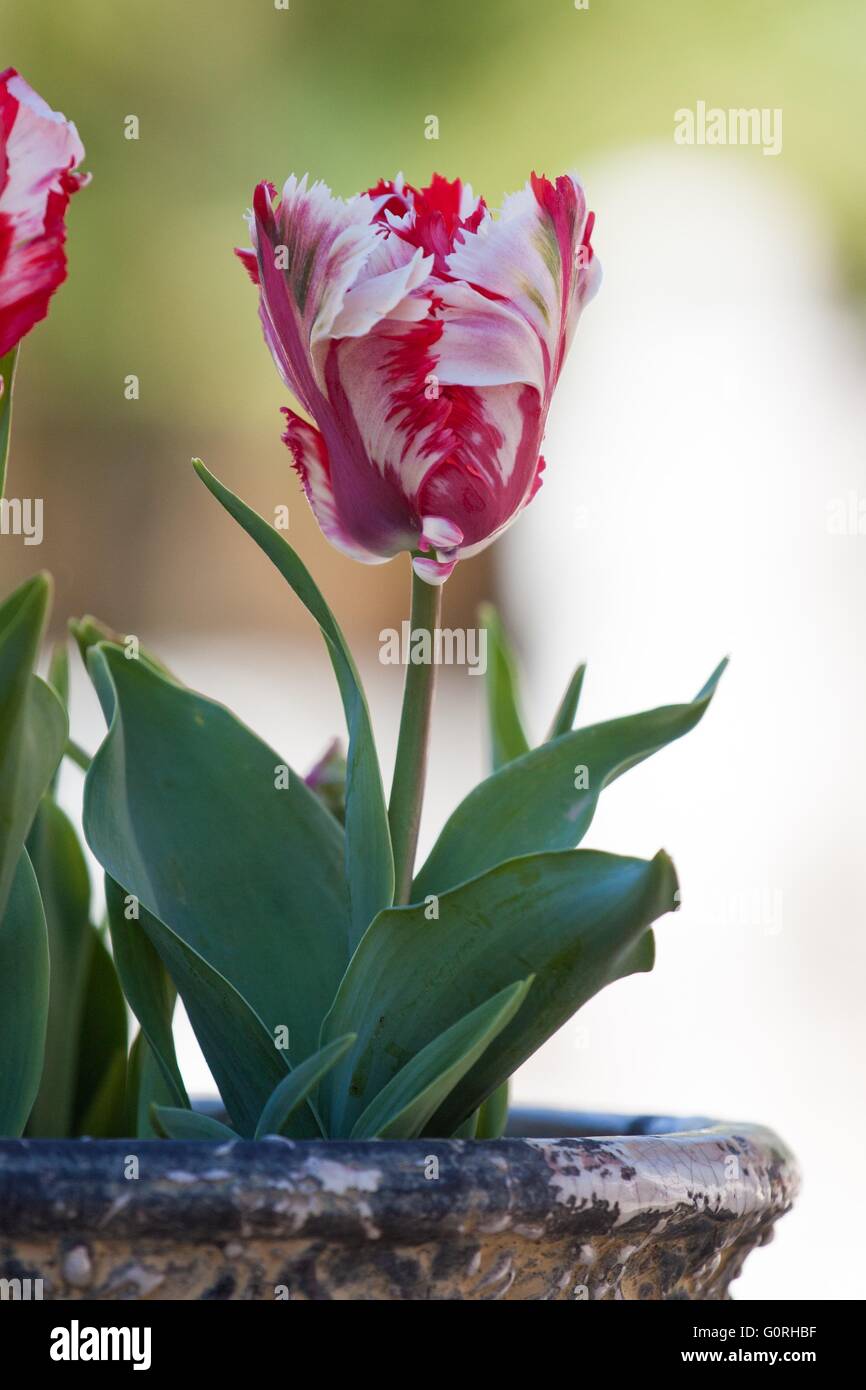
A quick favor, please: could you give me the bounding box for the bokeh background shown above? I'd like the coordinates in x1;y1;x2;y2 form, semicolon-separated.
3;0;865;1299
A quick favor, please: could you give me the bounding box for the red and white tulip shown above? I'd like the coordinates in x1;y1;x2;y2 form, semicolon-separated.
0;69;88;386
238;170;599;583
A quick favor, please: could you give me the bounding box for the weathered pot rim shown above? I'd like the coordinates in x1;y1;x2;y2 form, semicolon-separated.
0;1111;799;1247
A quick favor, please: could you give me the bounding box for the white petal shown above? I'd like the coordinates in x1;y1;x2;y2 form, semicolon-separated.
330;246;433;339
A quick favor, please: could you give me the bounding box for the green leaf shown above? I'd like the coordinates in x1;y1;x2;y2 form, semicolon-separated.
71;927;129;1136
414;660;726;899
70;615;177;683
118;892;318;1139
194;459;393;945
547;662;587;741
479;603;530;769
321;848;677;1137
453;1110;479;1139
105;875;188;1109
82;642;350;1066
475;1080;510;1140
46;642;71;795
47;639;70;708
350;980;532;1140
0;346;18;498
76;1049;128;1139
151;1106;239;1141
255;1035;356;1139
0;575;67;921
64;740;92;774
126;1031;177;1138
25;798;95;1137
0;850;49;1136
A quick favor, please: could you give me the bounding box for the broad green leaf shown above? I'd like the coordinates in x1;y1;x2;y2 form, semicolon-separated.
475;1080;510;1139
105;875;188;1109
321;848;677;1137
125;1029;146;1134
414;661;726;899
255;1035;356;1139
152;1106;239;1141
453;1111;479;1139
547;662;587;741
70;615;178;683
120;892;319;1139
126;1031;178;1138
26;798;95;1137
194;459;393;945
0;346;17;498
479;603;530;769
0;575;67;920
82;642;349;1065
76;1049;128;1139
47;641;71;795
71;927;128;1136
47;639;70;707
0;850;49;1136
350;979;532;1140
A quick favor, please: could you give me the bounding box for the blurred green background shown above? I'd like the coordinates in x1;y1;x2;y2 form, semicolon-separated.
1;0;864;633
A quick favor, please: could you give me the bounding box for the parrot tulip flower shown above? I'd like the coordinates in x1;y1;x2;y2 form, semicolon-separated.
0;69;88;376
237;171;599;583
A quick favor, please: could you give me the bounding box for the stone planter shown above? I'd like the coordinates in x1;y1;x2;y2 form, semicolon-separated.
0;1112;798;1300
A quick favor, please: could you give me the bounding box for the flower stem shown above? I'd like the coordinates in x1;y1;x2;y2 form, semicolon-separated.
0;346;19;500
389;563;442;904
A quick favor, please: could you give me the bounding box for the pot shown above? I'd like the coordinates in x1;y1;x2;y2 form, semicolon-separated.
0;1111;798;1300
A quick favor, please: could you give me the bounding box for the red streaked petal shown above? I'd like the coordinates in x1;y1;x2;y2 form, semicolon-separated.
247;173;436;405
281;407;390;565
234;246;259;285
435;279;546;394
445;173;599;400
0;69;87;356
420;515;464;552
416;383;544;554
330;244;432;339
412;555;457;585
238;169;598;580
364;174;413;221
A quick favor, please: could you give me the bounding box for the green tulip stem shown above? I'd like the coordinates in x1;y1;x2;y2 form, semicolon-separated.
389;563;442;904
0;346;19;500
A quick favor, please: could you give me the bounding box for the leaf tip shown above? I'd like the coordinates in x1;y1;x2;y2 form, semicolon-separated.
695;655;730;703
651;848;680;912
22;570;52;614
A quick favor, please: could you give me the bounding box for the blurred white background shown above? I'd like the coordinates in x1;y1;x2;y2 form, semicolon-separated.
61;145;864;1302
502;147;866;1300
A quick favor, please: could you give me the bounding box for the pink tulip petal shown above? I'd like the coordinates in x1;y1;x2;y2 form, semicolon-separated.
281;407;390;565
246;174;437;404
420;515;464;552
416;382;544;554
240;167;599;582
412;555;457;585
330;244;432;339
234;246;259;285
325;315;448;503
445;172;599;399
435;280;547;393
0;69;87;357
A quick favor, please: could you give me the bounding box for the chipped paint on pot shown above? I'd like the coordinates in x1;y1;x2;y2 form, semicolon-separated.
0;1113;798;1300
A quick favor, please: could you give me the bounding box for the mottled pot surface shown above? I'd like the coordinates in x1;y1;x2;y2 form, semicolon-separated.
0;1112;799;1300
